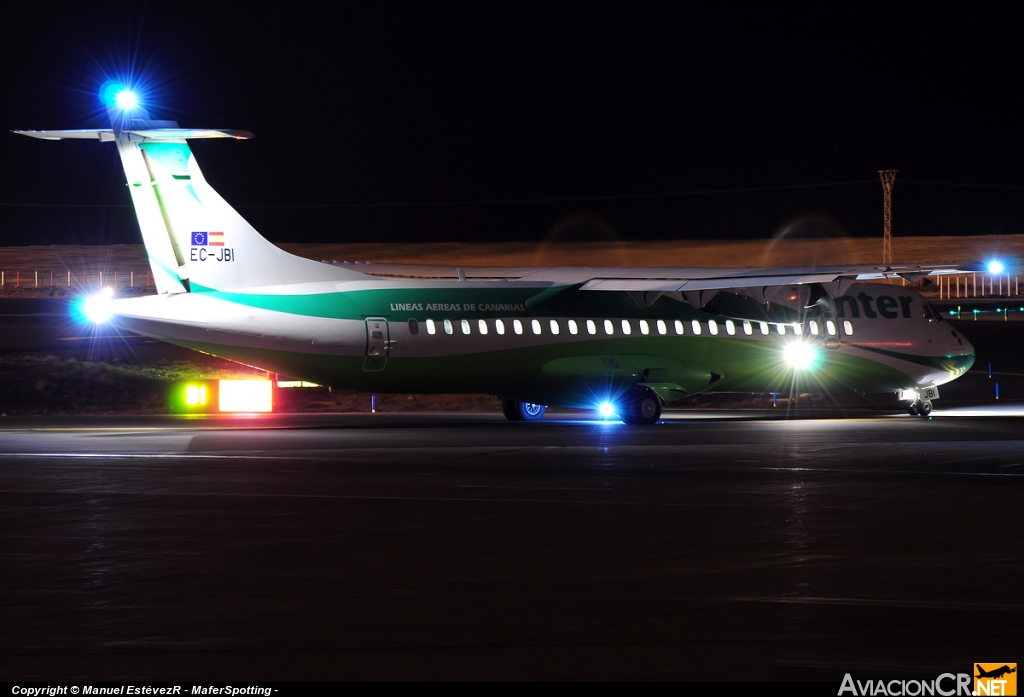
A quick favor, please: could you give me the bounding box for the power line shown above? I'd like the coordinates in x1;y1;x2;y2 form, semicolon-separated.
901;179;1024;190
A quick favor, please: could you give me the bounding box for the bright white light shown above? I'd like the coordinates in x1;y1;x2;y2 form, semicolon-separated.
599;402;616;418
219;380;273;412
83;287;115;324
114;89;138;110
988;260;1005;274
783;341;819;370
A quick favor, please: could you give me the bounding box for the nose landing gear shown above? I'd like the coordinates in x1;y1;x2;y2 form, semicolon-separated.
907;399;933;417
898;387;938;418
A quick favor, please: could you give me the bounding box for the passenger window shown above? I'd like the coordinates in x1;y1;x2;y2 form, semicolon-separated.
621;320;631;335
743;321;752;335
426;319;436;335
587;319;597;335
776;324;785;335
549;319;560;335
657;319;667;335
513;319;524;335
793;323;802;336
461;319;471;335
725;320;735;335
532;319;542;335
759;322;769;335
809;320;819;335
444;319;454;335
674;320;684;335
639;320;650;335
495;319;505;335
408;319;419;335
691;320;702;335
568;319;578;335
604;320;614;335
478;319;488;335
843;320;854;336
825;320;837;336
708;320;718;335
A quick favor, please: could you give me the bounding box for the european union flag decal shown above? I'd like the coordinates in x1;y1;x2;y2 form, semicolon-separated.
192;231;207;246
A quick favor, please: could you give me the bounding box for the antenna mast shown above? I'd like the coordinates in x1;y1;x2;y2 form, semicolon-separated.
879;170;897;265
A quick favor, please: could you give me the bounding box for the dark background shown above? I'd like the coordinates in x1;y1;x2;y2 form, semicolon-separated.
2;4;1024;246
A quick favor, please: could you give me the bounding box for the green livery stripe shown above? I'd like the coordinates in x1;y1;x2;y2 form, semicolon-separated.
190;284;670;321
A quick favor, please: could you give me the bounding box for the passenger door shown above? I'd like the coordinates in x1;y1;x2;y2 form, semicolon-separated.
363;318;390;371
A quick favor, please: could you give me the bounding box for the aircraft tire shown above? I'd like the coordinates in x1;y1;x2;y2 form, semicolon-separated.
502;399;521;421
907;403;920;416
920;399;933;416
516;402;546;421
622;391;662;425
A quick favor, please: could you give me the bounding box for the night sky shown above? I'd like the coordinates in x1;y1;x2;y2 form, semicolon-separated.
2;5;1023;247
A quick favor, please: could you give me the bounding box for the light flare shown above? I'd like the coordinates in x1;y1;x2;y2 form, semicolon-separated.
114;89;138;110
81;287;115;324
782;340;820;371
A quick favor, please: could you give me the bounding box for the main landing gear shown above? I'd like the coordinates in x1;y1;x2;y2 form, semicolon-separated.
502;400;547;422
621;390;662;425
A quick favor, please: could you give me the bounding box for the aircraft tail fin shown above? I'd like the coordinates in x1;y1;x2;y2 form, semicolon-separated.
16;117;366;294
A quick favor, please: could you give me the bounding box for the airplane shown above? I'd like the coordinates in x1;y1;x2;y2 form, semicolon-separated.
14;89;977;423
976;665;1017;680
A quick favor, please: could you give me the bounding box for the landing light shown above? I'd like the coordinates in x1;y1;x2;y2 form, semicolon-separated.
782;341;820;370
598;402;616;418
988;260;1005;274
81;287;115;324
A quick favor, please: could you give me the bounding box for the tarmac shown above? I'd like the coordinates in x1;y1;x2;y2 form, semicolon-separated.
0;412;1021;680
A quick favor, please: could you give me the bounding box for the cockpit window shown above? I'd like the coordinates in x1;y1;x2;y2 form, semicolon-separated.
922;303;942;321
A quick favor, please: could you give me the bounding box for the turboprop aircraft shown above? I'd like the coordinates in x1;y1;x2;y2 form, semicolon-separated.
15;90;977;423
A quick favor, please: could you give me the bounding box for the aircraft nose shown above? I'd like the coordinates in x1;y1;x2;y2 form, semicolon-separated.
956;330;976;374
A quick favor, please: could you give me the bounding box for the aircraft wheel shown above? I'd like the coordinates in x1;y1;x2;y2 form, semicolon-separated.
502;399;521;421
907;403;920;416
622;391;662;425
517;402;546;421
919;399;933;416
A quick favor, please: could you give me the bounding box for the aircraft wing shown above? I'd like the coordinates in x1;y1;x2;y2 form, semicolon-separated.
332;260;978;291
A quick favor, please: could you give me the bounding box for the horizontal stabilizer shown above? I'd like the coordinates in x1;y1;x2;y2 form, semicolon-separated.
13;128;253;141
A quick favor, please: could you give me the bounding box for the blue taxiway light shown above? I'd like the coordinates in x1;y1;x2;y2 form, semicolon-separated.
987;260;1005;274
